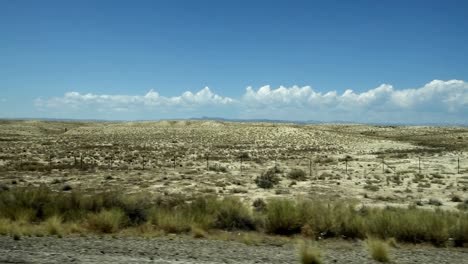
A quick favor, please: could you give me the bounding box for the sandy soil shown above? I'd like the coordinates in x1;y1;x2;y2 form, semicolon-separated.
1;120;467;210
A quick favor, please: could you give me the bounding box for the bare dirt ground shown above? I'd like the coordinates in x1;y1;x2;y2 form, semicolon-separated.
0;120;467;209
1;235;467;264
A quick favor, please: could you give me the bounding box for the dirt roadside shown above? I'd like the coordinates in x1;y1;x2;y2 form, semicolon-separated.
0;235;467;264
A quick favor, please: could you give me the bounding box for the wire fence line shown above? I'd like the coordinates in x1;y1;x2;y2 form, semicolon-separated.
4;151;466;182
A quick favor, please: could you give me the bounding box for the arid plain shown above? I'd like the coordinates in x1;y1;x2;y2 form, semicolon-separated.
1;120;467;209
1;120;467;264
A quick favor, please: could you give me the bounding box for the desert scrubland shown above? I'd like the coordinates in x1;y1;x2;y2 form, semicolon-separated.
1;120;467;208
0;120;467;263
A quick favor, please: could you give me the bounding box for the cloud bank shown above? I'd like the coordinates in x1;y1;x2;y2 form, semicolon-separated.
34;80;468;124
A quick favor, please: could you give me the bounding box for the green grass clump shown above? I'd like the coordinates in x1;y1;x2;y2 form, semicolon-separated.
87;209;127;233
149;209;192;233
367;238;390;262
298;240;322;264
449;213;468;247
265;199;300;235
214;197;255;230
0;187;467;246
364;207;453;246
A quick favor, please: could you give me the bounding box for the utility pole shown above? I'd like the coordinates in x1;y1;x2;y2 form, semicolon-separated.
309;158;312;177
206;155;209;170
458;155;460;174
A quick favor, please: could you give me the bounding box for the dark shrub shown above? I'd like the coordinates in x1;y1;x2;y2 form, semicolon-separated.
288;168;307;181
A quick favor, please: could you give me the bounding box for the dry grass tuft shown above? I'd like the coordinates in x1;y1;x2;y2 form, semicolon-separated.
45;215;64;236
87;209;126;233
367;238;390;262
298;240;322;264
191;226;208;238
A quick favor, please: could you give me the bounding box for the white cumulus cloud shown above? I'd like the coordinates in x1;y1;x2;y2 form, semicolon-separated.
34;80;468;123
243;80;468;114
35;87;234;111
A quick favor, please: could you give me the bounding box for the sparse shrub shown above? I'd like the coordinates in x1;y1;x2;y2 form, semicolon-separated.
275;188;290;195
62;184;72;191
12;233;21;241
457;199;468;211
417;182;431;188
364;184;380;192
428;198;443;206
230;188;247;194
288;168;307;181
367;238;390;262
315;156;334;164
255;168;281;189
239;152;250;159
318;172;332;180
0;184;9;192
415;200;424;206
298;240;322;264
208;164;227;173
214;197;255;230
119;194;151;225
87;209;127;233
51;178;62;184
252;198;267;212
451;195;462;203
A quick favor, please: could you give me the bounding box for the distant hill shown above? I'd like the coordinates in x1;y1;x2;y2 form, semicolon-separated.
0;116;466;127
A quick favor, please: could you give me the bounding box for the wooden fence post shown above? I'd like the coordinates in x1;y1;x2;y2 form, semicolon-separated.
382;158;385;174
345;159;348;175
240;156;243;175
418;157;421;175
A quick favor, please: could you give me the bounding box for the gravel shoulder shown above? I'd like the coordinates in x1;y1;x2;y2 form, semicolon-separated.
0;235;467;264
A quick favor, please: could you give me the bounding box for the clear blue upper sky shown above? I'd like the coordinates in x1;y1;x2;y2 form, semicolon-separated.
1;0;468;123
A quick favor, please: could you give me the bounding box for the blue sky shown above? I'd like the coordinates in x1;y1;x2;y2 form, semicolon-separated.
1;0;468;123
